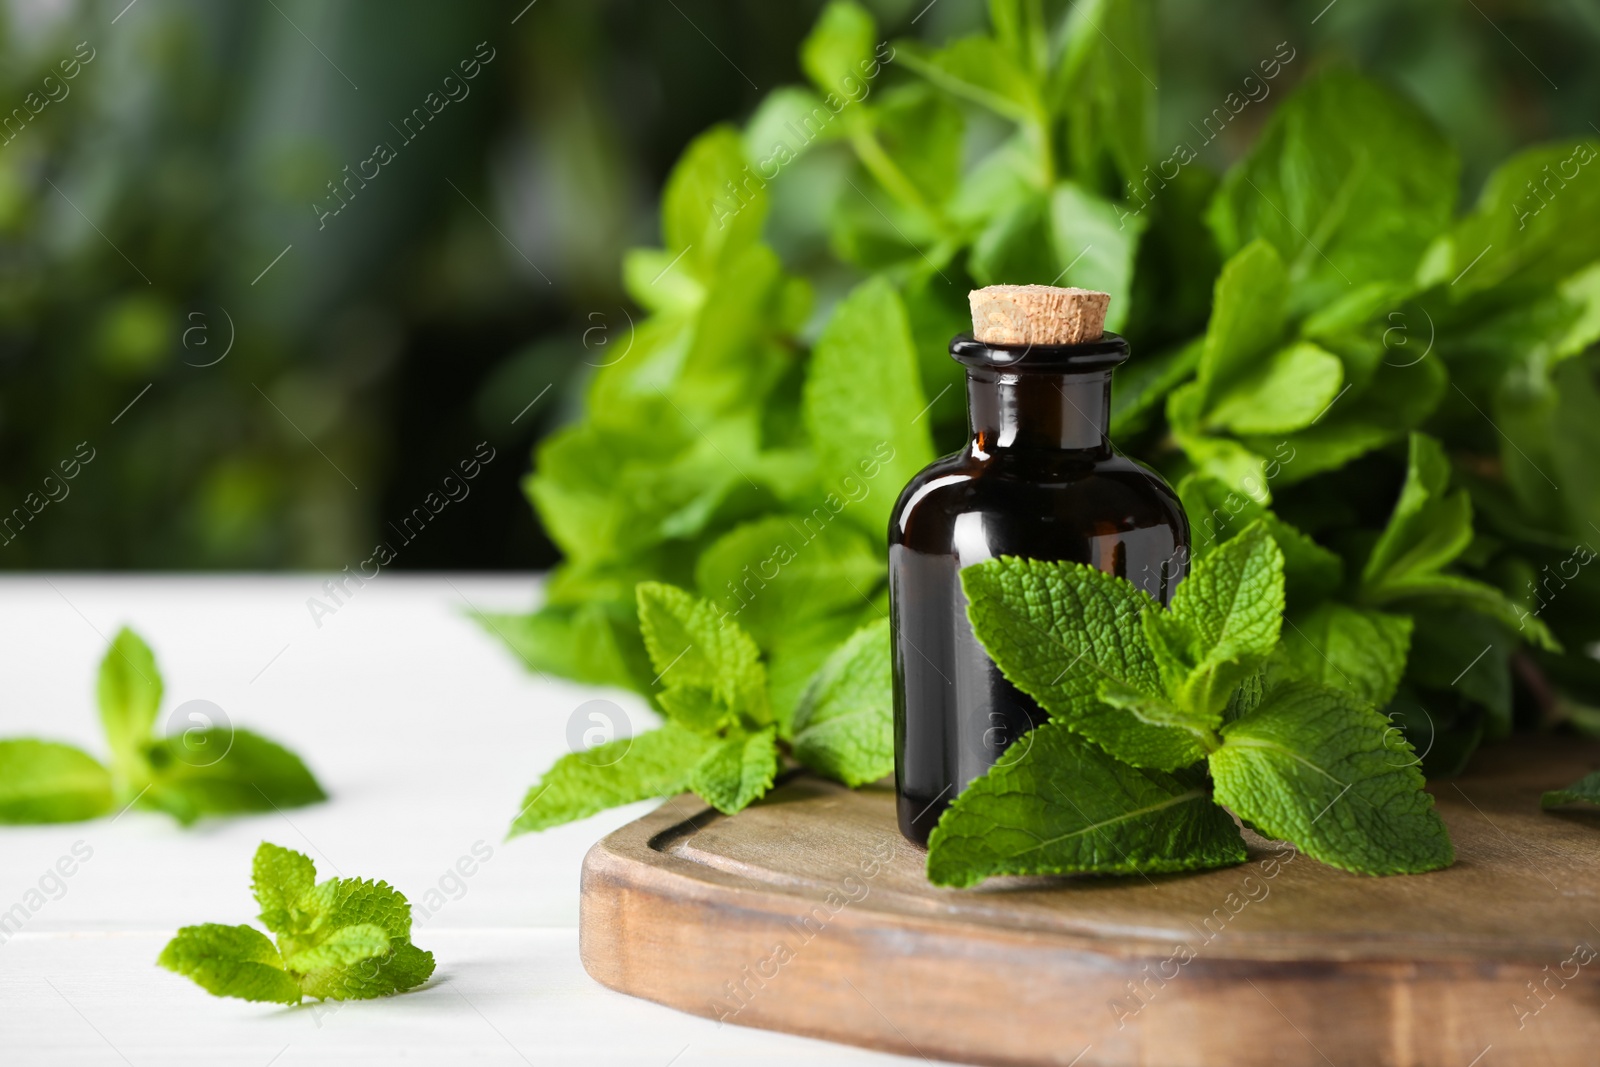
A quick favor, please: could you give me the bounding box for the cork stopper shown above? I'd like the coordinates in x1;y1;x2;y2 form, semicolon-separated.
968;285;1110;346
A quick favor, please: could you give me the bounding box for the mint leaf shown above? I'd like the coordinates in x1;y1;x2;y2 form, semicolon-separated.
1427;138;1600;296
960;557;1209;770
1053;0;1153;190
1358;433;1557;650
1192;240;1289;414
688;726;780;815
1049;182;1145;332
1405;608;1511;738
926;722;1246;888
693;516;884;726
661;126;766;281
253;841;316;935
280;923;390;973
800;1;876;101
1210;681;1453;875
161;844;434;1005
1208;68;1458;313
141;729;326;826
1177;473;1342;605
636;582;771;730
96;626;162;779
509;722;717;836
1543;772;1600;810
792;618;893;787
0;740;114;823
297;942;437;1001
158;924;301;1005
1143;521;1284;720
1205;341;1344;435
802;276;934;540
1276;602;1412;708
475;599;653;695
1361;433;1472;590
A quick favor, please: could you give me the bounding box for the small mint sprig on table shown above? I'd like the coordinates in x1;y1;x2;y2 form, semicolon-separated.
0;627;324;826
508;583;894;836
159;842;435;1004
927;520;1455;888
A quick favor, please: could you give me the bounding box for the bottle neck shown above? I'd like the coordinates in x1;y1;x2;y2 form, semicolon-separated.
967;366;1113;455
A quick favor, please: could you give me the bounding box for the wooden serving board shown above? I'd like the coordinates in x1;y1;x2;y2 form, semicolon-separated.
580;737;1600;1067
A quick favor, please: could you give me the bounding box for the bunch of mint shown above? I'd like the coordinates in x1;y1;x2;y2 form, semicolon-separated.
487;1;1600;806
928;520;1454;887
0;627;324;826
158;843;434;1004
510;583;892;835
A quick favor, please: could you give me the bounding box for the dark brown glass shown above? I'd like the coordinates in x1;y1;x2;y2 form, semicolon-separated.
889;333;1190;845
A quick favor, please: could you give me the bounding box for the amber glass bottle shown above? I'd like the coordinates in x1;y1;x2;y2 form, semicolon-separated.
889;310;1190;846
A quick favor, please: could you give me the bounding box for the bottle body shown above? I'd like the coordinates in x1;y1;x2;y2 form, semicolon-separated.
889;334;1189;845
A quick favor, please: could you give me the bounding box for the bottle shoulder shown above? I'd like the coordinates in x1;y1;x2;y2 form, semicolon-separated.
890;447;1188;549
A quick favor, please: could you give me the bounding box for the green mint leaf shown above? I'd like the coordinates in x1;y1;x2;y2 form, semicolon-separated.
742;88;842;178
1049;182;1146;332
800;1;876;101
969;193;1055;288
1143;521;1284;720
1542;771;1600;810
896;37;1036;124
1236;354;1447;487
1177;473;1343;605
293;877;414;950
1405;609;1511;738
1204;341;1344;436
1371;572;1559;652
509;723;718;836
1207;68;1458;314
1361;433;1472;591
693;516;884;726
636;581;771;730
960;557;1209;770
1275;602;1412;709
252;842;317;936
157;924;302;1005
1425;138;1600;296
661;126;766;280
801;276;934;540
0;740;114;823
1193;240;1289;414
688;726;780;815
1209;681;1454;875
926;722;1246;888
297;942;437;1001
280;923;390;973
1053;0;1153;190
96;626;162;777
792;619;893;787
474;599;653;695
142;729;326;826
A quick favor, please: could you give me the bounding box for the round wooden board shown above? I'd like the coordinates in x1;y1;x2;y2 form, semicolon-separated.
579;737;1600;1067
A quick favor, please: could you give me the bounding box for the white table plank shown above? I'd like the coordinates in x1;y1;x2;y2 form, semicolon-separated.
0;576;929;1066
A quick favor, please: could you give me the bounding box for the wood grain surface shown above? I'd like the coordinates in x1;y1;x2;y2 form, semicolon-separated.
580;736;1600;1067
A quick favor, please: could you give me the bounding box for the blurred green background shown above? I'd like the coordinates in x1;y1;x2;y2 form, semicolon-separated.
0;0;1592;570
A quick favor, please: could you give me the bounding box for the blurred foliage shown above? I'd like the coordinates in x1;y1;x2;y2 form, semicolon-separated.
0;0;1594;576
488;0;1600;772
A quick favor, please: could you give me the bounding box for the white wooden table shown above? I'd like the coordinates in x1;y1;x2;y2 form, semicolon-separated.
0;575;928;1066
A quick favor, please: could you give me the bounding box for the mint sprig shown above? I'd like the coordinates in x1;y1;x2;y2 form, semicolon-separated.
510;583;894;836
932;520;1454;886
158;843;434;1004
0;627;324;826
